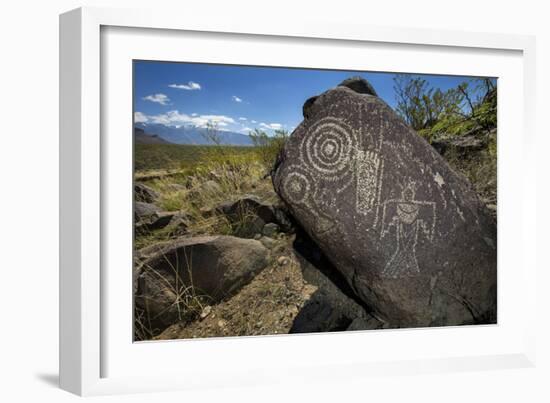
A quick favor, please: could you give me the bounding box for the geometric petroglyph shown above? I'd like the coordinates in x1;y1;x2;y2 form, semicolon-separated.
380;182;436;279
280;116;362;235
282;165;313;206
356;149;384;216
281;164;336;234
300;116;357;183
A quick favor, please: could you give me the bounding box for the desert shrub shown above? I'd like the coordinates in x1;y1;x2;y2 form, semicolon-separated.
249;128;288;169
396;76;497;210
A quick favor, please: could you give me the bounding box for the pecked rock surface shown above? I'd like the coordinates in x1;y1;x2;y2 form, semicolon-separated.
272;77;497;328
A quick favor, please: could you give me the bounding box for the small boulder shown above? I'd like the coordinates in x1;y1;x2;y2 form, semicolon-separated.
277;256;290;266
164;211;191;236
134;183;159;203
259;236;277;249
134;202;176;233
135;201;160;220
200;306;212;320
431;135;485;156
262;223;280;237
290;243;375;334
215;196;293;238
135;236;269;329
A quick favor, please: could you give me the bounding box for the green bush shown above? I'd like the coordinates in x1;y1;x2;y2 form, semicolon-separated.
249;128;288;169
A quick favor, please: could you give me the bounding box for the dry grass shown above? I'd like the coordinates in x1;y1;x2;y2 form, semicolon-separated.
135;149;279;249
154;242;318;340
134;246;214;341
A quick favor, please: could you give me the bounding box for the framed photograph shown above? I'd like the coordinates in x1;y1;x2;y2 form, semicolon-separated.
60;6;537;396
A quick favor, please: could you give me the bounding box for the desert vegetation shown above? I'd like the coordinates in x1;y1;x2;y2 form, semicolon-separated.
134;76;497;341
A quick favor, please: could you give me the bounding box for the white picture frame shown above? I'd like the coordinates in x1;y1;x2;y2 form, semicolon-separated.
59;6;537;396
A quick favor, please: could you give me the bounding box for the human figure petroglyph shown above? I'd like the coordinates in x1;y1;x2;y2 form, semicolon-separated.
380;183;436;278
273;77;497;327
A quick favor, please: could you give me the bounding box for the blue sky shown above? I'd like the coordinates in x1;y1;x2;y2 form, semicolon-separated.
134;61;489;135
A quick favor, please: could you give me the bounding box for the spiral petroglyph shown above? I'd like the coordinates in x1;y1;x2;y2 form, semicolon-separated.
282;166;313;206
300;117;357;181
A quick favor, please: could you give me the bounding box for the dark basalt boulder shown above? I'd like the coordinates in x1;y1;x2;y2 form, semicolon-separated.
338;76;378;96
272;78;497;328
134;202;167;231
135;236;269;329
134;183;159;203
214;196;293;237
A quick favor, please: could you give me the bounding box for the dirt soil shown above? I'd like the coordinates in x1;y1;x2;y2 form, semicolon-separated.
154;234;318;340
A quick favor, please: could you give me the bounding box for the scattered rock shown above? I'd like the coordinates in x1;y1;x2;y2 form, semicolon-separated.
134;202;177;233
134;183;159;203
200;306;212;320
214;196;293;238
154;248;317;340
277;256;290;266
135;201;160;220
290;235;377;333
273;77;497;328
259;236;277;249
164;211;191;236
135;236;269;329
262;223;280;237
431;135;485;156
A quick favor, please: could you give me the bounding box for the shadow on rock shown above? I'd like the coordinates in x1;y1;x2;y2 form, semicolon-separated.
290;227;386;333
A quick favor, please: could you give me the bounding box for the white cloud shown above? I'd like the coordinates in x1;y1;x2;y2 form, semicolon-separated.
134;111;148;123
139;110;235;128
239;117;247;121
260;122;283;130
232;95;243;103
142;93;170;105
251;120;257;124
240;127;252;133
168;81;202;90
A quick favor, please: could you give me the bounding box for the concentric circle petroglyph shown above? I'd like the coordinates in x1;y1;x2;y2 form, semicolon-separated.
300;117;357;180
282;166;312;205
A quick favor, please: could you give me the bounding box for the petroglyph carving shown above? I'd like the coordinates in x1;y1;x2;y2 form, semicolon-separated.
380;182;436;278
282;166;313;206
299;117;357;183
356;150;384;214
273;78;497;326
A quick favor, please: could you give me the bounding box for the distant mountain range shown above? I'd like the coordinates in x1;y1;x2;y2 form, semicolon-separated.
135;123;253;146
134;127;173;144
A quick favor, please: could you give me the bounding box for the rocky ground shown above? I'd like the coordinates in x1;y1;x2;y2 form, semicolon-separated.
134;164;384;341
